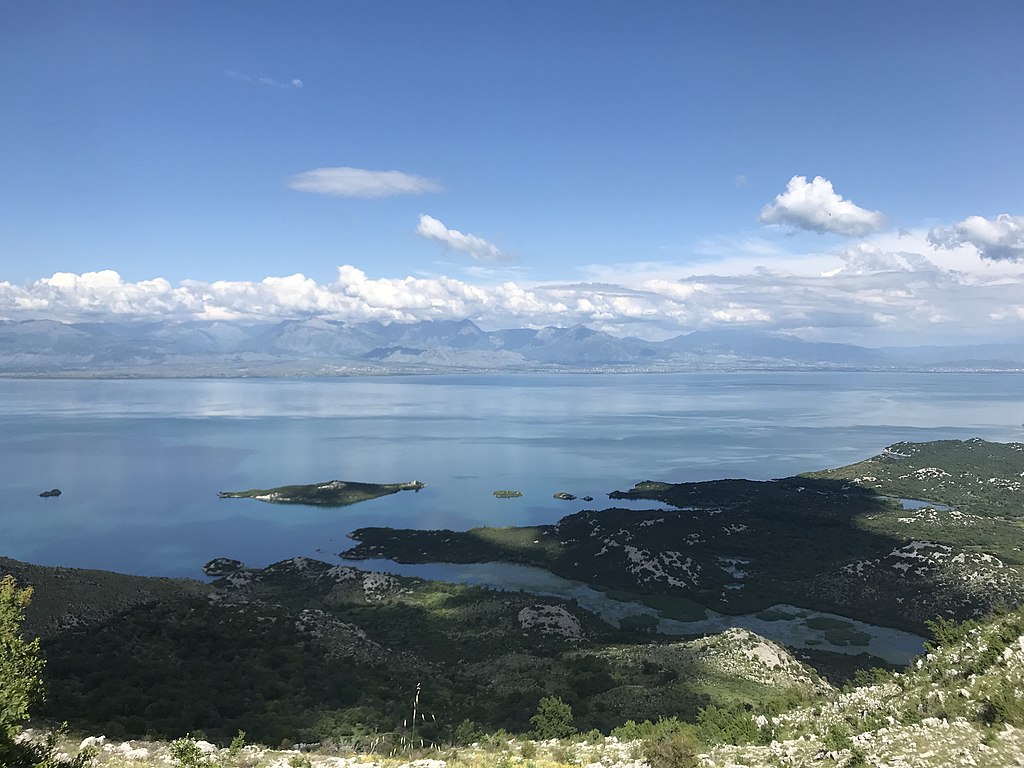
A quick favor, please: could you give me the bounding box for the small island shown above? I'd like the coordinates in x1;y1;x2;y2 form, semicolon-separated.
493;489;523;498
552;491;577;501
218;479;424;507
38;488;62;498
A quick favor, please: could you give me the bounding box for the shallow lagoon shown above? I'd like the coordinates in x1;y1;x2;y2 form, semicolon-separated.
342;557;927;664
1;371;1022;578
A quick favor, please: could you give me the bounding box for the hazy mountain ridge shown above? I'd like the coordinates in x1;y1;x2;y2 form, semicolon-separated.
3;318;1023;375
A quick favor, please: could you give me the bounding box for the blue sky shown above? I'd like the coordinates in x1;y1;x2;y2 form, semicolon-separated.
2;1;1023;344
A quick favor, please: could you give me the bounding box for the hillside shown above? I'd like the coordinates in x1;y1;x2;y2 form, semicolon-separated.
22;555;826;745
18;607;1024;767
344;439;1024;635
5;438;1024;766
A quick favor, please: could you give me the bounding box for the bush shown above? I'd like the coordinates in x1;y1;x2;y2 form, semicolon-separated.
693;704;762;745
170;737;219;768
612;717;688;742
643;733;701;768
530;696;575;740
925;615;973;651
453;718;479;745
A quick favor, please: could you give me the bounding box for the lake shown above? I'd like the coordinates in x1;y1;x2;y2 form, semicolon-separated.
1;371;1022;579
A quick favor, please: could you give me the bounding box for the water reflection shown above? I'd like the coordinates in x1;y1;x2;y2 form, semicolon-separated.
341;557;925;664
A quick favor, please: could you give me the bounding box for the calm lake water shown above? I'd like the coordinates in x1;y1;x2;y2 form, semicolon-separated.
1;372;1022;579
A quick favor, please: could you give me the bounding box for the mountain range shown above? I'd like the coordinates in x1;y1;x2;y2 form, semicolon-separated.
1;318;1023;375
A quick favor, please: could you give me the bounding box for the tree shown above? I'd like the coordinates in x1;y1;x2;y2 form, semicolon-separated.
0;575;44;741
0;575;94;768
529;695;575;740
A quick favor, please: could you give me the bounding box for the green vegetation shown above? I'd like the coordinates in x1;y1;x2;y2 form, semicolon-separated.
1;576;43;743
345;439;1024;634
7;439;1024;766
23;556;823;746
530;696;574;739
218;479;425;507
345;525;560;564
9;568;1024;765
0;576;98;768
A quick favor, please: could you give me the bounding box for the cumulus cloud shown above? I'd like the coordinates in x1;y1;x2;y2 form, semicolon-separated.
822;243;940;277
289;167;442;198
5;227;1024;345
928;214;1024;262
416;214;510;262
759;175;885;236
226;71;303;89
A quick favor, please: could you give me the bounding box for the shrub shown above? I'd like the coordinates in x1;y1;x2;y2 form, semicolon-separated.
612;717;687;742
170;737;219;768
530;696;575;740
820;723;852;752
979;678;1024;726
925;615;973;651
227;729;246;758
693;704;762;745
643;733;701;768
453;718;479;745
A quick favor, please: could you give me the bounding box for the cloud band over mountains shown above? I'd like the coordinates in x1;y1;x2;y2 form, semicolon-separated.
3;231;1023;345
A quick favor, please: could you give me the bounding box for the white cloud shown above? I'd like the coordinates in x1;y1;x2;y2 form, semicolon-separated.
4;228;1024;345
289;167;442;198
928;214;1024;262
416;214;510;262
759;175;885;236
227;70;304;90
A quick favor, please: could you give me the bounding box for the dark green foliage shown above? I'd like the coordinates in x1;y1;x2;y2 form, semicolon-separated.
170;737;218;768
0;576;44;741
40;597;425;743
820;722;852;751
226;730;246;760
612;717;689;742
453;719;480;744
0;578;97;768
925;615;974;651
693;704;763;746
565;655;615;699
847;745;871;767
343;439;1024;634
530;696;575;739
642;732;701;768
619;614;658;633
848;665;895;689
